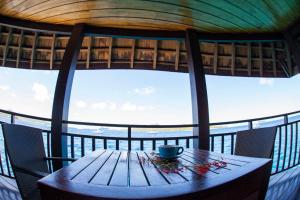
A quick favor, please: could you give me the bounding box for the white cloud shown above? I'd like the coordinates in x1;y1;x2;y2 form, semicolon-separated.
32;82;50;102
121;102;137;111
121;102;155;112
259;78;274;86
91;102;107;110
0;85;9;91
91;101;117;111
76;100;87;108
133;87;156;95
108;102;117;110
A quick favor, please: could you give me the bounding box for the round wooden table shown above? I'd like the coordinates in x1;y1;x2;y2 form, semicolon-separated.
38;149;272;200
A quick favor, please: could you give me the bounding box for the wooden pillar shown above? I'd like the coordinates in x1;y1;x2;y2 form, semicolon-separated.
284;31;300;74
185;29;210;150
51;24;85;170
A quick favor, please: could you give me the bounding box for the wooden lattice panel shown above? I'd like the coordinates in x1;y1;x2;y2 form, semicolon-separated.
0;24;295;77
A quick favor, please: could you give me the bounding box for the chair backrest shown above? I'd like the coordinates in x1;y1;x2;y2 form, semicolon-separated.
1;124;49;200
234;126;277;158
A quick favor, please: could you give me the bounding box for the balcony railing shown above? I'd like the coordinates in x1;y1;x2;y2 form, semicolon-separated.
0;108;300;178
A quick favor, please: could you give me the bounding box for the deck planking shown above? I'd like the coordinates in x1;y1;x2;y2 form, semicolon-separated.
0;164;299;200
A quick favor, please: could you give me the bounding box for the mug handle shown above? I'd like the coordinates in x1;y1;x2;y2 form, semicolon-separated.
177;147;184;155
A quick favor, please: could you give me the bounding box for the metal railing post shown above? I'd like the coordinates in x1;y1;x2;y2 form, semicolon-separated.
128;126;132;151
284;115;288;124
248;121;253;129
10;114;15;124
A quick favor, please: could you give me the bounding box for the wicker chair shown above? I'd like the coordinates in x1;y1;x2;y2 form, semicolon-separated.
234;126;277;158
1;124;76;200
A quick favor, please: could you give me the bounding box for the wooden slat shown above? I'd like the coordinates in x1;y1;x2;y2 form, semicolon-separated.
146;152;186;184
72;150;112;183
271;42;277;77
130;39;135;68
30;32;38;69
128;152;149;186
259;43;263;76
231;42;235;75
213;42;218;74
153;40;158;69
284;41;292;75
175;40;180;71
55;150;105;180
109;152;129;186
50;33;56;69
136;152;168;186
86;36;92;69
108;37;112;68
247;42;252;76
90;151;121;185
2;27;12;66
16;30;24;68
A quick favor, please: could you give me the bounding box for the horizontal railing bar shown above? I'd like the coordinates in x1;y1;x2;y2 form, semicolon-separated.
0;109;51;122
1;108;300;129
61;132;197;140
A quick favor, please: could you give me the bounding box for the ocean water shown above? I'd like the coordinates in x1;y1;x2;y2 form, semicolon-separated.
0;112;300;176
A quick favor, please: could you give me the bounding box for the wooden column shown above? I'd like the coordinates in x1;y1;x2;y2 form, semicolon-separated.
185;29;210;150
284;31;300;74
51;24;85;170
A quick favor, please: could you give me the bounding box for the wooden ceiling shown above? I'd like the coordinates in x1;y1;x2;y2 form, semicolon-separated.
1;0;300;33
0;24;295;77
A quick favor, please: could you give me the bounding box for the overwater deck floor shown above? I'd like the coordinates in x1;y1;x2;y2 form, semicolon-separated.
0;166;299;200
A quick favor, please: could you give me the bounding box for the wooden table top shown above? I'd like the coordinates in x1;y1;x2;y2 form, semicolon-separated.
38;149;272;200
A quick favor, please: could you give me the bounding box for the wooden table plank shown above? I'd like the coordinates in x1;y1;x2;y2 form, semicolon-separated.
185;148;249;166
183;151;241;172
109;151;129;186
90;151;121;185
39;149;272;200
72;150;112;183
136;152;169;186
128;152;149;186
55;150;105;180
177;157;219;178
146;152;187;184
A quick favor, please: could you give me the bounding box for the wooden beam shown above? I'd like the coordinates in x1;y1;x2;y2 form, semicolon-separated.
213;43;218;74
175;41;180;71
2;27;12;66
271;42;277;77
51;24;85;170
0;14;72;34
278;59;291;77
86;36;92;69
231;43;235;75
0;15;285;41
153;40;158;69
108;37;112;68
16;30;24;68
130;39;135;69
30;32;38;69
284;41;292;75
50;33;56;69
284;31;300;73
259;43;263;76
185;29;209;150
247;43;252;76
198;32;284;42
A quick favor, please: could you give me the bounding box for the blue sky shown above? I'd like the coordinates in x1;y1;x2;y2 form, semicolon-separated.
0;66;300;124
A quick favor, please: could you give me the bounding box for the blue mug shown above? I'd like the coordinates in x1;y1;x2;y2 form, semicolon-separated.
158;145;184;159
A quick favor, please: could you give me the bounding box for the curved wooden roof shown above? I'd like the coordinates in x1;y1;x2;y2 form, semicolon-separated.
0;23;294;77
1;0;300;33
0;1;299;77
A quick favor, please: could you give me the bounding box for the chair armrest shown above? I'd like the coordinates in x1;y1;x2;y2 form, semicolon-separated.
14;166;49;179
44;157;77;162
